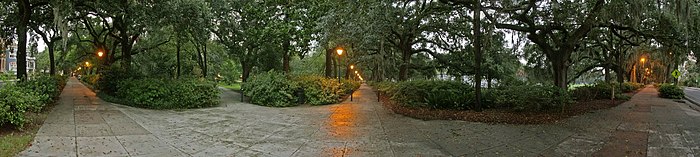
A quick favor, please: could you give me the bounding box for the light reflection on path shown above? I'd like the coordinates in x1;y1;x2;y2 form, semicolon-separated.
324;84;371;156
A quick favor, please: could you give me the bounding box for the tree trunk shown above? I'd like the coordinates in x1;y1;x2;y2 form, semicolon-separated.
48;42;55;75
487;75;492;89
283;40;291;73
203;43;207;78
176;40;181;78
616;54;625;84
325;48;332;78
604;66;611;82
332;56;338;78
473;0;483;111
241;61;252;82
16;0;30;81
119;21;132;71
399;49;410;81
551;58;569;89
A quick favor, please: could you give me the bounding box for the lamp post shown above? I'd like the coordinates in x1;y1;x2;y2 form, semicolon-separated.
640;57;646;84
336;48;344;83
85;61;90;75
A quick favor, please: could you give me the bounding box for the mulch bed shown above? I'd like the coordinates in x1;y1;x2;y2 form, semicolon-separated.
379;92;637;125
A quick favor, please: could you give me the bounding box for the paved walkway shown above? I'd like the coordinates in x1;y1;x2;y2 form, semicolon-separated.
19;79;700;156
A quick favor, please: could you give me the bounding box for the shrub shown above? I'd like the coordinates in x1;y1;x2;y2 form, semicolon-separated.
0;73;15;81
658;83;684;99
242;71;298;107
495;85;572;111
0;84;42;128
115;78;220;109
80;74;100;88
294;76;342;105
339;78;361;95
570;86;602;101
17;75;67;105
387;80;472;109
622;82;644;92
570;82;643;101
98;66;142;95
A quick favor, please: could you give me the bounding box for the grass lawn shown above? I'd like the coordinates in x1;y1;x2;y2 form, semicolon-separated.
220;83;241;91
569;83;590;90
0;111;49;157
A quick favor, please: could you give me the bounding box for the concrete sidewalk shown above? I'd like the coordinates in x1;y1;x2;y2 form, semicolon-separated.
19;77;183;156
20;80;700;156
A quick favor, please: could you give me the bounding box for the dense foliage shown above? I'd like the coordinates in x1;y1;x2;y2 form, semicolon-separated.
570;82;644;101
242;71;299;107
16;75;67;105
376;80;572;111
295;76;342;105
658;83;684;99
0;84;42;128
112;78;219;109
0;75;67;128
79;74;100;88
493;85;573;111
242;71;360;107
379;80;472;110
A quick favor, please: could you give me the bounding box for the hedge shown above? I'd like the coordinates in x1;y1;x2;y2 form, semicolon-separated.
114;78;220;109
1;75;67;128
376;80;573;112
658;83;684;99
242;71;361;107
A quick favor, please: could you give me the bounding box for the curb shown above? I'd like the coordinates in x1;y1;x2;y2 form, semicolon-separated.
684;95;700;112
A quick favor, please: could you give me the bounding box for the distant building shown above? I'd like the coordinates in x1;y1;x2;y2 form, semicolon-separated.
3;44;36;74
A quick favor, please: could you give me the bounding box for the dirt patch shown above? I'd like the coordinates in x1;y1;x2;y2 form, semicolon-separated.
379;92;637;125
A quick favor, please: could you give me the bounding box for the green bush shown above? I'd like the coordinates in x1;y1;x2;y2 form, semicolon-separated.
658;83;684;99
242;71;298;107
684;79;699;87
17;75;67;105
0;84;42;128
114;78;220;109
0;73;15;81
384;80;472;109
294;76;341;105
570;86;602;101
340;78;361;95
570;82;643;101
494;85;573;111
98;66;142;95
80;74;100;88
622;82;644;92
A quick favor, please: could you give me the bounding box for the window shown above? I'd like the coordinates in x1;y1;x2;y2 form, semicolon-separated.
10;62;16;71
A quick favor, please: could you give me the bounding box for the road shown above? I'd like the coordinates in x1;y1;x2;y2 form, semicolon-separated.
684;87;700;109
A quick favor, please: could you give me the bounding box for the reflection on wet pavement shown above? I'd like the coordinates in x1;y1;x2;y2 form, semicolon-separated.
111;84;700;156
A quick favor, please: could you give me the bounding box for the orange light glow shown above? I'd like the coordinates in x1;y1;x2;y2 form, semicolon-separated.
336;48;344;55
97;51;104;57
350;65;354;69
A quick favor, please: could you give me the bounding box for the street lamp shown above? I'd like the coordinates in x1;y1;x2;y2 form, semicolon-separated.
350;65;354;69
336;47;344;83
97;51;104;57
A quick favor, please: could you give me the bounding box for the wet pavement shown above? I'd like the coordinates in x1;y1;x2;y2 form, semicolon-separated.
19;78;700;156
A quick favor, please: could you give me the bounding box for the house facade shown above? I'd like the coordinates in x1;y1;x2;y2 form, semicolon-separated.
3;44;36;74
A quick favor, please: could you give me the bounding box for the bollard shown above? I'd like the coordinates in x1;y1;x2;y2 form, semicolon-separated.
351;91;353;101
377;91;380;102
